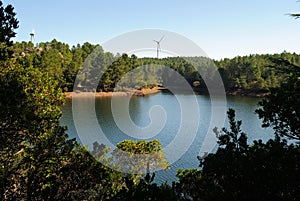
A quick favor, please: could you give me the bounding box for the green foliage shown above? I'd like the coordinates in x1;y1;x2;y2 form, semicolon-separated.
12;38;300;95
2;46;300;200
2;0;299;95
176;169;209;201
0;64;64;140
2;62;299;200
112;175;177;201
0;1;18;61
2;2;300;199
113;139;170;174
256;59;300;140
216;108;248;152
0;63;65;199
175;109;300;201
91;140;173;201
98;53;135;91
13;40;98;91
199;137;300;201
0;64;122;200
216;52;300;94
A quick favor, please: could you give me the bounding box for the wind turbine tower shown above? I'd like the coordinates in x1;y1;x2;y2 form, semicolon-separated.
153;35;164;58
30;29;35;43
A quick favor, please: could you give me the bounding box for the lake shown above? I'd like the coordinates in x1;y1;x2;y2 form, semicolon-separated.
60;91;274;184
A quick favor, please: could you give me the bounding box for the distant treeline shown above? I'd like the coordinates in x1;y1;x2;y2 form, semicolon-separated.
13;40;300;94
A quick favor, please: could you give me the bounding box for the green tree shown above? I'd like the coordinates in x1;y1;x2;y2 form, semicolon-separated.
40;46;64;84
111;176;176;201
112;139;170;199
0;64;66;199
0;0;18;61
175;168;209;201
111;139;174;201
0;64;122;200
63;45;84;91
256;59;300;140
176;109;300;201
113;140;170;175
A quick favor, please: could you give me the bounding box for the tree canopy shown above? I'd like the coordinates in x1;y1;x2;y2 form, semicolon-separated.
176;109;300;201
256;58;300;140
1;1;300;200
11;38;300;96
0;63;124;200
0;1;18;61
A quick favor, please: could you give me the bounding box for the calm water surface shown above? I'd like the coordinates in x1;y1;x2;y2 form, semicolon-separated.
60;92;273;184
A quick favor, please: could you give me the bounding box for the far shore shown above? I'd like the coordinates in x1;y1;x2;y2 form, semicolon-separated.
64;87;163;99
226;89;270;98
65;87;270;99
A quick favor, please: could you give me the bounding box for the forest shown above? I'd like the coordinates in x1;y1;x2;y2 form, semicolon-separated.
12;39;300;96
1;1;300;200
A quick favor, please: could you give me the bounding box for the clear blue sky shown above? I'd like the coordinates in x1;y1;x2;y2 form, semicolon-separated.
3;0;300;59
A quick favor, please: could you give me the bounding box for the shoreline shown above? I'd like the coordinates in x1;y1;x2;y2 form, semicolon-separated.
65;87;162;99
65;87;269;99
226;89;269;98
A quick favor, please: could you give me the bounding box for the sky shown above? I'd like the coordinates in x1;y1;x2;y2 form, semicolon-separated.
3;0;300;59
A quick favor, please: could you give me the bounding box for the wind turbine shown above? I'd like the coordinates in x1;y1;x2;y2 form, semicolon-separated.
153;35;164;58
30;29;35;43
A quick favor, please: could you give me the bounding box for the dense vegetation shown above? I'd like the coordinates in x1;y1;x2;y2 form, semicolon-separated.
1;1;300;200
11;39;300;95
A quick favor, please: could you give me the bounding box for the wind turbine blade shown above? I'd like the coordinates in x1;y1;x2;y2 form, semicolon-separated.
153;40;159;43
159;35;165;43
